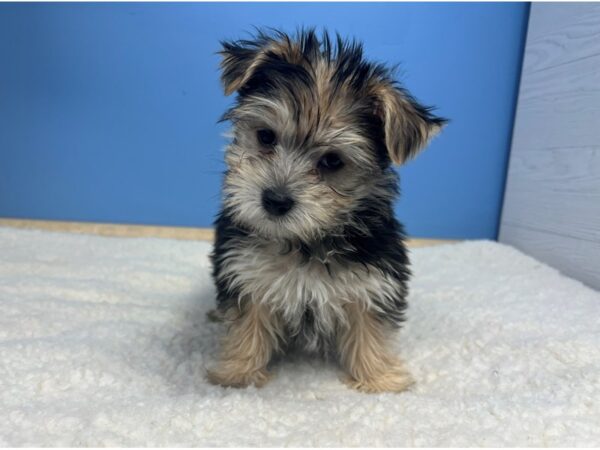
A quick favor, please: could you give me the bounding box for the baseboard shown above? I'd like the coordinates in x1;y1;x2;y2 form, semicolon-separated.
0;217;457;247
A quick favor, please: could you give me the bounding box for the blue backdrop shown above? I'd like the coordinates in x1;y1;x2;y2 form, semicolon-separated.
0;2;529;239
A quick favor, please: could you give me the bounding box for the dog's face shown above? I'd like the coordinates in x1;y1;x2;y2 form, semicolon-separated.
218;30;445;242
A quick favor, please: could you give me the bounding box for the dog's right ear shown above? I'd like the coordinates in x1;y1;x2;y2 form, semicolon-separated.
219;40;267;96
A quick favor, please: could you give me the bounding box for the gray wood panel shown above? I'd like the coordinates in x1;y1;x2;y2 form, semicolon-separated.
499;3;600;291
501;224;600;290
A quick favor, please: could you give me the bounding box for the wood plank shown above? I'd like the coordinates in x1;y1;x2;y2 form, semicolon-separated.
500;224;600;291
523;3;600;41
0;217;457;248
501;146;600;242
523;4;600;75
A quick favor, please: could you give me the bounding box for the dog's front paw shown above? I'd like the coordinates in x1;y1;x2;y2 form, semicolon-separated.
343;366;414;393
206;365;271;388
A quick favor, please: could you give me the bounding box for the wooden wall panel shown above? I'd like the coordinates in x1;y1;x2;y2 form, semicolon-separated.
499;3;600;290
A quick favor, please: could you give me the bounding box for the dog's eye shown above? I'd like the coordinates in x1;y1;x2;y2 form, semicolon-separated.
257;129;277;147
318;152;344;172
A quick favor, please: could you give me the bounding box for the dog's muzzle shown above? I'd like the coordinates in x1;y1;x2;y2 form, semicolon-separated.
261;188;295;217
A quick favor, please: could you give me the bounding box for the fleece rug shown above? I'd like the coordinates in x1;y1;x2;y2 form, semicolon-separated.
0;226;599;447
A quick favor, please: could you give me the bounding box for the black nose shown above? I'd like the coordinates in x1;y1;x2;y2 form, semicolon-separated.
262;188;295;216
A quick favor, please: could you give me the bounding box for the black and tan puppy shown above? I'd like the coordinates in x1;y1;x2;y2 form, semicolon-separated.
207;29;446;393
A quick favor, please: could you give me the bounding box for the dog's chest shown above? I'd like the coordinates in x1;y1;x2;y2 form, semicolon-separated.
218;236;404;352
221;240;370;333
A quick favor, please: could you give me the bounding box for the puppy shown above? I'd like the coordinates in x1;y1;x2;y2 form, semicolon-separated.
207;29;446;393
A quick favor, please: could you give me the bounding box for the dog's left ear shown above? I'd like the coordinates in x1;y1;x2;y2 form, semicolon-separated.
374;83;447;165
219;40;268;96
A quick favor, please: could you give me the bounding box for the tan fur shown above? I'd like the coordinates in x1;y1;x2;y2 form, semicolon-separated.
337;302;414;393
372;82;443;164
221;47;271;96
206;301;284;388
221;84;389;243
221;39;307;96
212;30;444;393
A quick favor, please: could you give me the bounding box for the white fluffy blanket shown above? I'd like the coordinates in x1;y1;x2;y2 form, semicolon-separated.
1;227;599;447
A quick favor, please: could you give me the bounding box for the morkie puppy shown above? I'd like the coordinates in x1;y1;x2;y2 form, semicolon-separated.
207;29;446;393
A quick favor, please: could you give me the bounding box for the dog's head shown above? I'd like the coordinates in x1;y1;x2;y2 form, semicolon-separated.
218;29;446;242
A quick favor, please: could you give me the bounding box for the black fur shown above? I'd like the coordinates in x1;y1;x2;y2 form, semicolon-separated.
211;167;410;328
211;28;445;360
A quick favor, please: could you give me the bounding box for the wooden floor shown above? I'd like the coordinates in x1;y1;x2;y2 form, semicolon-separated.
0;218;456;247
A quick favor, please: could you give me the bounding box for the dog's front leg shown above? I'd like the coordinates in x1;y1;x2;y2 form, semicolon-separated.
337;302;414;393
207;301;282;388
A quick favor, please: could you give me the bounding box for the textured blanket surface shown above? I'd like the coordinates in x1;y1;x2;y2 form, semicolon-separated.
1;227;599;447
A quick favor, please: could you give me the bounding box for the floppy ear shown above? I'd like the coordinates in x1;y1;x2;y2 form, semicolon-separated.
219;40;269;96
374;83;447;165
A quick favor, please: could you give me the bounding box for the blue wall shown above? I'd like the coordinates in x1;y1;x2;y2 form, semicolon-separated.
0;2;529;239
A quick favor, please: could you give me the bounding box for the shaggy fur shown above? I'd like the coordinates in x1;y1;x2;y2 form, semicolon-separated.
208;28;446;392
